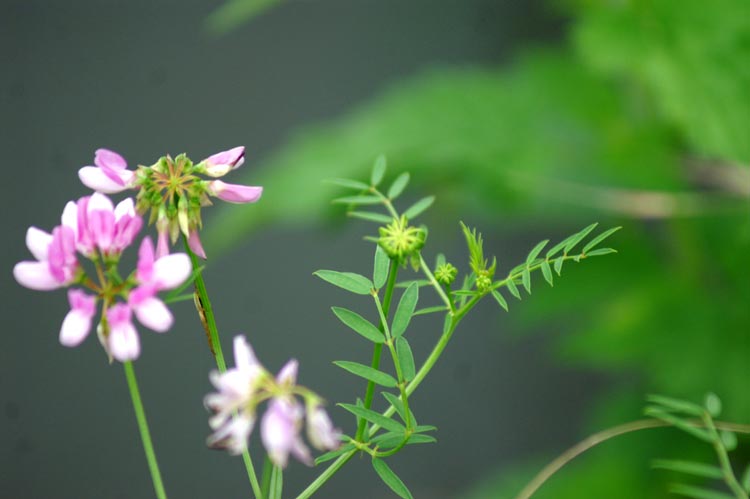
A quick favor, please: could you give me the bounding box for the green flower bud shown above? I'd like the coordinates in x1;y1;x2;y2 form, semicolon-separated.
476;271;492;294
435;263;458;285
377;216;426;262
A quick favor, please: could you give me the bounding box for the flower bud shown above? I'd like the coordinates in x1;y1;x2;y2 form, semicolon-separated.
435;263;458;285
377;216;426;262
198;146;245;177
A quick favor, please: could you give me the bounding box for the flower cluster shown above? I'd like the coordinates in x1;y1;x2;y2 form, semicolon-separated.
205;336;341;467
79;147;262;259
14;192;191;362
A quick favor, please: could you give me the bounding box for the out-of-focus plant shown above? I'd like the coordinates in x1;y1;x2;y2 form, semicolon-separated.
204;0;749;497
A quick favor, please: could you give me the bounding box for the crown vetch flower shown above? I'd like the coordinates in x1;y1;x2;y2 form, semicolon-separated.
14;193;191;362
77;147;262;259
205;335;340;466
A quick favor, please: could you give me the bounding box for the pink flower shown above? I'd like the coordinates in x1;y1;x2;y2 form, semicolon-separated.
306;405;341;451
14;225;78;291
78;148;136;194
59;289;97;347
207;180;263;204
200;146;245;177
261;397;312;468
61;193;142;256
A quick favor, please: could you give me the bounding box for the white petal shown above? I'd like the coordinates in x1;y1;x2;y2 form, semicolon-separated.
88;192;115;214
79;167;130;194
233;336;260;372
153;253;191;290
13;261;61;290
109;323;140;362
114;198;136;221
133;297;173;333
276;359;298;386
59;309;92;347
61;201;78;233
26;227;52;261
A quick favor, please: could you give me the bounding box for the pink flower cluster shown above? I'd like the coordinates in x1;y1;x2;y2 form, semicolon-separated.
205;336;341;467
14;192;191;362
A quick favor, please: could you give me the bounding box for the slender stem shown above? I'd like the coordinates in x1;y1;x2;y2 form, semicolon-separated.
183;238;227;372
295;451;356;499
513;419;750;499
182;237;263;499
419;254;453;311
261;456;273;499
704;414;749;499
269;465;283;499
123;361;167;499
355;260;399;442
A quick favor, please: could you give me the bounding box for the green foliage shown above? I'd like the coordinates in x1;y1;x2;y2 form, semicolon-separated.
372;458;414;499
313;270;373;295
391;283;419;338
331;307;385;344
333;361;398;388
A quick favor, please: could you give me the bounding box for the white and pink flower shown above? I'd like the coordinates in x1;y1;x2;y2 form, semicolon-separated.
78;149;136;194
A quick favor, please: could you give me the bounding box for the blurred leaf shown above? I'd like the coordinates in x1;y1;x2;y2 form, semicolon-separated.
388;172;410;199
372;458;414;499
331;307;384;344
391;283;419;338
403;196;435;220
339;404;404;433
668;484;736;499
396;336;416;381
382;391;417;428
491;289;509;312
206;0;281;34
371;155;387;186
333;361;397;388
314;270;373;295
373;245;390;289
349;211;392;224
652;460;724;479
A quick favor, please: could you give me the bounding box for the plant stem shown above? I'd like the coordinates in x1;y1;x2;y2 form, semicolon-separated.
183;238;227;372
261;456;273;499
704;414;749;499
355;260;399;442
269;465;283;499
419;254;453;311
513;419;750;499
295;451;356;499
123;361;167;499
182;237;263;499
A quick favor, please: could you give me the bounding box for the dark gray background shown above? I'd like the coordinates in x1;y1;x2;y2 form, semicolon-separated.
1;2;605;498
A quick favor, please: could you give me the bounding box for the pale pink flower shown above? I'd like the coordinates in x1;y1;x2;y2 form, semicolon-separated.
207;180;263;204
59;289;97;347
306;405;341;451
261;396;312;468
200;146;245;177
61;193;142;256
14;225;78;291
78;148;136;194
187;229;207;259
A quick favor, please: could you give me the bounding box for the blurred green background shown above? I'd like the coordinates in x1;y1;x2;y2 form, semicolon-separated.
2;0;748;498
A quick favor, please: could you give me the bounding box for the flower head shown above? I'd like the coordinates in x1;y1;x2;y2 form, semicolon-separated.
77;147;262;259
205;336;340;467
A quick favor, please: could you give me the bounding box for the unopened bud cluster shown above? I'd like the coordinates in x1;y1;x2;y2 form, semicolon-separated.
435;262;458;285
378;215;426;267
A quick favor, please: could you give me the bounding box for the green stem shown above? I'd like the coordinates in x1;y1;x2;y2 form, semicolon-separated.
182;237;263;499
419;254;453;312
261;456;273;499
123;362;167;499
183;238;227;372
294;295;483;499
704;414;749;499
269;465;283;499
355;260;400;442
513;419;750;499
295;451;355;499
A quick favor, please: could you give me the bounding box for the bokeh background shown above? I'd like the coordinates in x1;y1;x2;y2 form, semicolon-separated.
2;0;748;498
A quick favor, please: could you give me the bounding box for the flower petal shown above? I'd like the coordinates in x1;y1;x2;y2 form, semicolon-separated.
188;230;207;259
153;253;191;290
233;335;260;372
78;166;130;194
59;309;93;347
208;180;263;204
276;359;298;386
133;297;173;333
13;261;61;290
25;227;52;261
95;148;127;169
